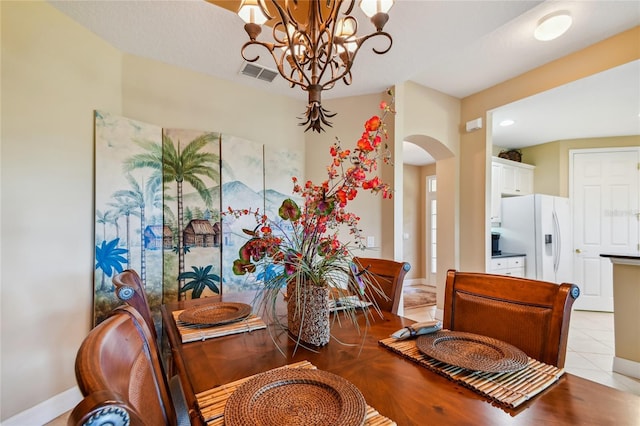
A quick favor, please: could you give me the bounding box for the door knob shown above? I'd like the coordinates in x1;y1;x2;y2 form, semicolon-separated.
575;249;581;254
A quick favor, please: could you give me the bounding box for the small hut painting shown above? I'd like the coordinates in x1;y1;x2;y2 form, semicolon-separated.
183;219;219;247
144;225;173;250
162;128;221;301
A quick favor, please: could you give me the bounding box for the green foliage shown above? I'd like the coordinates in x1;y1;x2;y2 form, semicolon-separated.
178;265;221;298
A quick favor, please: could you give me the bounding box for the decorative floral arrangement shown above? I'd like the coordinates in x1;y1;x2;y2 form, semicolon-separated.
225;90;395;345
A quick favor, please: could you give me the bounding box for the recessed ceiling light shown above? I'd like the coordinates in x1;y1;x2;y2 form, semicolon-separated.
534;11;572;41
499;119;515;127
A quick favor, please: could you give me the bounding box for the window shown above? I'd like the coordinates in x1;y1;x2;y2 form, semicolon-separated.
427;176;437;275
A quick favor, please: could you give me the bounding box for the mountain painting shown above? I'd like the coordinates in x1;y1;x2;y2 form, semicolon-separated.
220;139;304;293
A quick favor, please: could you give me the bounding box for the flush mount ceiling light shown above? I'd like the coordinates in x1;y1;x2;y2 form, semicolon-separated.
534;11;572;41
237;0;394;132
499;119;515;127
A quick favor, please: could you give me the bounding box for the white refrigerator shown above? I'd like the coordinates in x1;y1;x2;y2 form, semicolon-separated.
499;194;573;284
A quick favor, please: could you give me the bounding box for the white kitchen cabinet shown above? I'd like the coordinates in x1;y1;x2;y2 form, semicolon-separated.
492;156;535;197
491;256;526;277
490;162;502;223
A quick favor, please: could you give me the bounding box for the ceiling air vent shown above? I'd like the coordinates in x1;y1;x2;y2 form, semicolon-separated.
239;62;278;83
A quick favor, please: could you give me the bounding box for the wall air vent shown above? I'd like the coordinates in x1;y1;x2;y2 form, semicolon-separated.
239;62;278;83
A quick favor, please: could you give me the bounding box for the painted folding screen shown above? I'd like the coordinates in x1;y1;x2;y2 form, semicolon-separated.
93;111;164;326
94;111;303;327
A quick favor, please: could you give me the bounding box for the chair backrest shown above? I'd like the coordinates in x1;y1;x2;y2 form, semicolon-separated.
69;306;178;426
353;257;411;314
113;269;157;341
111;270;203;425
443;269;580;368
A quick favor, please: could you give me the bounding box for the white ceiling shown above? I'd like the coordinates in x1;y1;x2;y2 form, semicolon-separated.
491;59;640;149
49;0;640;165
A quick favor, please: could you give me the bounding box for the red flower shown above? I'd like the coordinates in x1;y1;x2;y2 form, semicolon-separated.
357;137;373;152
365;116;381;132
352;168;366;181
372;135;381;148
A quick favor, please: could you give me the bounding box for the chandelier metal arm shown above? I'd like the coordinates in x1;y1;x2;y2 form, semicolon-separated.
312;30;392;91
237;0;394;132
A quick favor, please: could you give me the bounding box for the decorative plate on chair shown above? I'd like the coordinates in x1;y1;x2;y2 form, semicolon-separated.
416;330;528;373
178;302;252;327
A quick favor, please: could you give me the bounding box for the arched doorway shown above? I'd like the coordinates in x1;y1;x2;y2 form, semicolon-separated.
399;134;455;318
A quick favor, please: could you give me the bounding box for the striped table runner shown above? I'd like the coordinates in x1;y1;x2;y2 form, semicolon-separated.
172;311;267;343
379;337;564;408
196;360;396;426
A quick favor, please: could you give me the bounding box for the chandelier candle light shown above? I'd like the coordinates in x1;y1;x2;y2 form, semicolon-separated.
237;0;394;132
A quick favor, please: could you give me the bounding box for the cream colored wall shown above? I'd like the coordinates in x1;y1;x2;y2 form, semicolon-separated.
403;165;420;279
402;81;460;156
460;26;640;272
1;1;305;421
402;162;438;282
519;143;562;196
303;93;393;258
1;2;123;419
121;55;303;148
397;82;460;307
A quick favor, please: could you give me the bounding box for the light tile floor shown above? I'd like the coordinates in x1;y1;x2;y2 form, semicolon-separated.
403;305;640;396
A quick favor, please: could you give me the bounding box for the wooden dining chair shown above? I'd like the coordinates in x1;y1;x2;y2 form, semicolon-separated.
68;305;195;426
112;269;157;341
353;257;411;314
442;269;580;368
112;269;204;425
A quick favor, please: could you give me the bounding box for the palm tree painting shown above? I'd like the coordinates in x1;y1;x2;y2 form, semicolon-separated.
94;111;163;326
159;129;221;301
94;110;303;325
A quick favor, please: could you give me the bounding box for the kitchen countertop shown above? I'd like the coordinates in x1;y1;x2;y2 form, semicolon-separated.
600;253;640;266
492;252;526;259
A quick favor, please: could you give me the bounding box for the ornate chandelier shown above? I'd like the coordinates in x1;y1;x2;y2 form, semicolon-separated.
237;0;394;132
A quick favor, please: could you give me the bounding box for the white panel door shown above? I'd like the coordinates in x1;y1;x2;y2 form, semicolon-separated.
571;148;640;311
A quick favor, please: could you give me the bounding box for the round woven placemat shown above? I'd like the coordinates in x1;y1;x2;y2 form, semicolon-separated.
224;369;366;426
416;330;528;373
178;302;252;327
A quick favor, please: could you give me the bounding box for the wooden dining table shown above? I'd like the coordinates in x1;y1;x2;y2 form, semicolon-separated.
161;294;640;426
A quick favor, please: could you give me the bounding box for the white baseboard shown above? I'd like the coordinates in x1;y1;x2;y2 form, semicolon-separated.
613;356;640;380
435;307;444;321
404;278;428;286
2;386;81;426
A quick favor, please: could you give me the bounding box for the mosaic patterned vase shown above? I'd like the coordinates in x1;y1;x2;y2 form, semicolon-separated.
287;280;331;347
